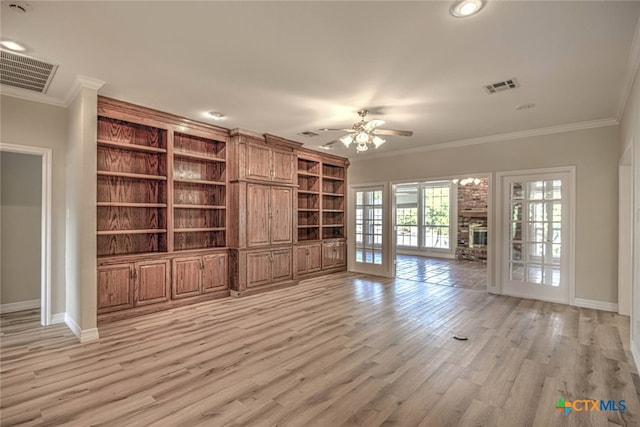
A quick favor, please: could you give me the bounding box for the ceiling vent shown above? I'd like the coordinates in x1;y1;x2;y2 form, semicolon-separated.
0;49;58;94
297;131;319;138
484;78;519;94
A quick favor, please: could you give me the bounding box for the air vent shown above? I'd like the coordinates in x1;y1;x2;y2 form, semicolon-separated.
484;78;519;94
297;131;319;138
0;49;58;93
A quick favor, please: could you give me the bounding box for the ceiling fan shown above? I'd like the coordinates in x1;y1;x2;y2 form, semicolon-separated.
319;109;413;153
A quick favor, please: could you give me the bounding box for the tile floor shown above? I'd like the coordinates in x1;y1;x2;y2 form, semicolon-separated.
396;254;487;290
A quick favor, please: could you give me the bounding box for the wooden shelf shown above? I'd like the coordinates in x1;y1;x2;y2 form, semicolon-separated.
298;171;320;178
298;208;320;212
173;204;226;210
298;190;320;195
323;192;344;197
174;227;225;233
97;139;167;154
174;178;225;186
97;229;167;235
97;202;167;208
323;209;344;213
323;224;344;228
322;175;344;181
173;150;226;163
298;225;320;229
98;171;167;181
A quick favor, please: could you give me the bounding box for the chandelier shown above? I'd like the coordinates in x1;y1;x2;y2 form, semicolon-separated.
453;177;482;186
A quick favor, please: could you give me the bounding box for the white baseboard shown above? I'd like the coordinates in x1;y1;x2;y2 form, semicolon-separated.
0;299;40;314
51;312;65;324
573;298;618;313
64;313;100;343
632;340;640;373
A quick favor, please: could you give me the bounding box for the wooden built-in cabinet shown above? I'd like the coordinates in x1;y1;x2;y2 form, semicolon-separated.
246;184;293;247
97;99;349;321
296;243;322;275
173;253;228;298
322;240;347;270
97;98;230;322
228;130;301;296
295;149;349;277
97;259;170;314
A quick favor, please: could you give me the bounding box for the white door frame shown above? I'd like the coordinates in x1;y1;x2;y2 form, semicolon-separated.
390;174;494;293
495;166;576;305
0;142;52;326
348;182;393;277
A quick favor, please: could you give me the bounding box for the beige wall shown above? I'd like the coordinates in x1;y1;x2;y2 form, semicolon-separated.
619;61;640;364
0;96;67;314
0;152;42;304
350;125;620;304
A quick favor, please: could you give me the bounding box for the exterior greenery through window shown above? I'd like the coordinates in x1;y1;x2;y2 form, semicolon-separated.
396;182;452;250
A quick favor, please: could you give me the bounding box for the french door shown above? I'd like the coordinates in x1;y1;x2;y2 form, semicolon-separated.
350;185;390;276
498;169;574;303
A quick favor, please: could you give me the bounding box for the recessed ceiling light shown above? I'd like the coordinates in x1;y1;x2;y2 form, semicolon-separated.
516;103;536;110
0;40;26;52
450;0;486;18
207;111;225;120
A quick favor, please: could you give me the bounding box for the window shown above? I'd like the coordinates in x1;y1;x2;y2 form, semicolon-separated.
355;189;383;265
396;182;453;250
395;187;418;247
423;184;450;249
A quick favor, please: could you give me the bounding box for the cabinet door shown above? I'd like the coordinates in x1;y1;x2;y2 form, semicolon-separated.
270;187;293;245
246;144;271;181
272;149;295;184
136;260;170;306
97;264;134;313
247;184;270;247
202;254;228;293
272;249;292;282
334;241;346;267
172;257;202;298
247;251;272;288
296;246;309;274
307;243;322;272
322;242;336;269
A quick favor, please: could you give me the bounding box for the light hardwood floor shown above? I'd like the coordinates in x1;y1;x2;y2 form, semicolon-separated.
1;272;639;426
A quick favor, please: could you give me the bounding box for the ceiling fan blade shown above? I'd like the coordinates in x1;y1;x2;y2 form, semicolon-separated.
318;128;353;132
322;139;339;147
373;129;414;137
363;119;385;131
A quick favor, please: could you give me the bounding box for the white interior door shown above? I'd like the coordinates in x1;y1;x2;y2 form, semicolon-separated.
350;185;389;276
499;169;574;304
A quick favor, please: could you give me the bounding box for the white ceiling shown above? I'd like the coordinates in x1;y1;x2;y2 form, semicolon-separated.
2;1;639;158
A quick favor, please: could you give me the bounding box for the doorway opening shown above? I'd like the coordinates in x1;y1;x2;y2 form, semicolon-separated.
0;143;52;326
394;176;489;290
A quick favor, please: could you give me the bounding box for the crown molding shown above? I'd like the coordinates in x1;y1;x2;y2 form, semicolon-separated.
64;75;105;106
0;84;67;107
349;117;619;163
1;74;105;108
617;14;640;121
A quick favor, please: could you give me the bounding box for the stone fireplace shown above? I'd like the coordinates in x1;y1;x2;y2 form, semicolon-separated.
456;178;488;262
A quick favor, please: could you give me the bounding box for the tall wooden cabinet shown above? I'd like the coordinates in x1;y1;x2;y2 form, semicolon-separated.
96;97;230;322
96;99;349;321
294;149;349;278
228;130;301;296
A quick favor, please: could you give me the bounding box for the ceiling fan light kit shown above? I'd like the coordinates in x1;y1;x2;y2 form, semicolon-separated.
321;109;412;154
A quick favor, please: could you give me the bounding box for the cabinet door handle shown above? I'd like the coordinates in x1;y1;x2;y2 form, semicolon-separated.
200;259;205;270
132;268;137;280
